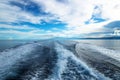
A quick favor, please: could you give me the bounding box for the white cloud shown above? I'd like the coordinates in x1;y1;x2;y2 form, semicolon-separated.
0;0;54;24
0;0;120;39
0;21;115;39
1;0;120;26
92;0;120;20
34;0;94;26
0;29;54;39
32;0;120;38
0;24;38;30
34;0;120;25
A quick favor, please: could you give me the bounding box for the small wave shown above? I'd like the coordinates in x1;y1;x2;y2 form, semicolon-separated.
47;43;109;80
0;41;113;80
0;43;42;80
76;43;120;80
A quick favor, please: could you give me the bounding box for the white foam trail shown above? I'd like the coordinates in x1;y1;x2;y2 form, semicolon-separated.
0;43;41;80
48;43;69;80
91;44;120;62
76;43;120;65
48;43;107;80
0;41;113;80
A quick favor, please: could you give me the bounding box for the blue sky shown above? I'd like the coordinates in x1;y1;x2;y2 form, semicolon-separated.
0;0;120;39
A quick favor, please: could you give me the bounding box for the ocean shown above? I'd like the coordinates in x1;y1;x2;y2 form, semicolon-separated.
75;39;120;51
0;39;120;51
0;39;120;80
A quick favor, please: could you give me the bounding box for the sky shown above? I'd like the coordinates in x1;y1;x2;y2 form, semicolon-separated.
0;0;120;39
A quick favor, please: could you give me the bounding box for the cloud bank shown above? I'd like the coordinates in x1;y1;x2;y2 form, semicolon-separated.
0;0;120;39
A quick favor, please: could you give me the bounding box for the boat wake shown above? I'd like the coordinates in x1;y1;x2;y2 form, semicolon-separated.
0;40;118;80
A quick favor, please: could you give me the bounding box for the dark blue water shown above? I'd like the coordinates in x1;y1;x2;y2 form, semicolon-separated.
0;40;109;80
0;40;36;52
0;40;119;80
